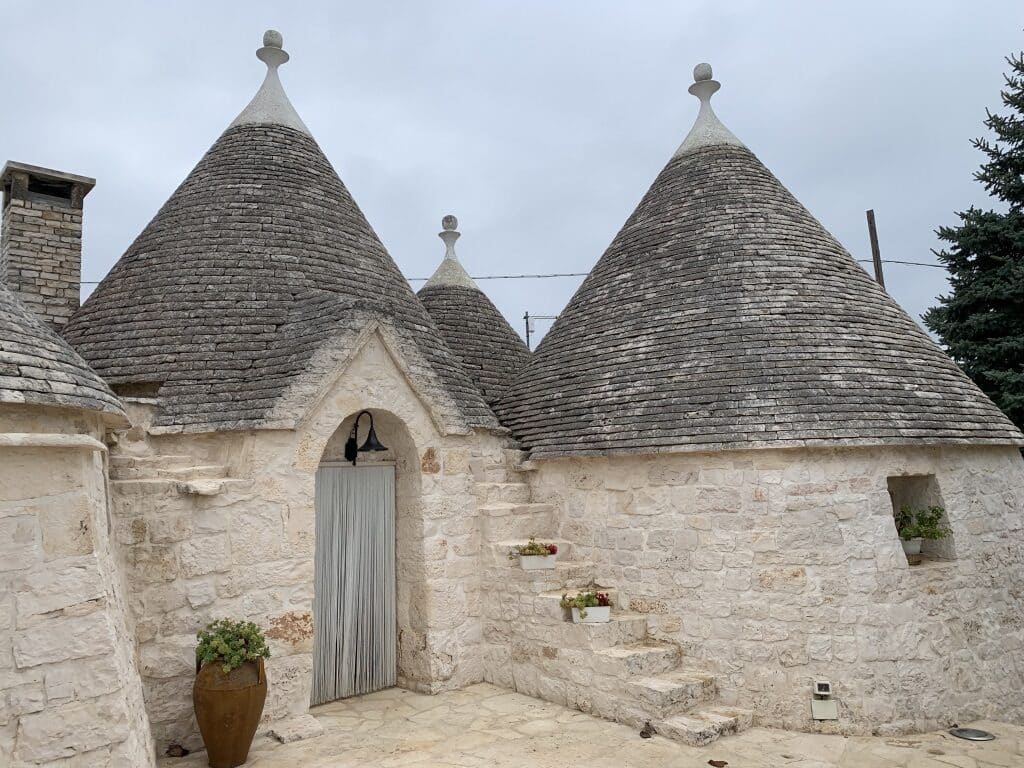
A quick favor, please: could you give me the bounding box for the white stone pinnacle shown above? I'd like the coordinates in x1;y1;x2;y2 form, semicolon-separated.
230;29;312;136
423;215;480;290
673;62;746;158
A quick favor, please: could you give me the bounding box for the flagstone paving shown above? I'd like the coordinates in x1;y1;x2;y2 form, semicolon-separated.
160;683;1024;767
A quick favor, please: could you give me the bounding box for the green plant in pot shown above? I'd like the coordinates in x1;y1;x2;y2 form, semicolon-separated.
194;619;271;768
560;590;612;623
507;536;558;570
895;505;950;558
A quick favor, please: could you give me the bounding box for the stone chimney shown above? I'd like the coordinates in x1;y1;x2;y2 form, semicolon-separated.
1;161;94;328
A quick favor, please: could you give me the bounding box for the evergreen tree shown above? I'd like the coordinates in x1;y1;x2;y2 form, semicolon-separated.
924;52;1024;430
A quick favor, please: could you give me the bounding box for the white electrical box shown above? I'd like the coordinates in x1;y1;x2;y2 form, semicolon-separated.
811;680;838;720
811;698;839;720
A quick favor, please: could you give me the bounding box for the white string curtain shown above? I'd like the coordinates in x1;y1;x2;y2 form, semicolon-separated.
312;465;396;705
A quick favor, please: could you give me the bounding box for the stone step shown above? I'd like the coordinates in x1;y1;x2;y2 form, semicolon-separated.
110;455;229;481
656;706;754;747
519;613;649;650
623;669;718;716
110;454;193;469
155;465;229;481
110;478;179;496
111;477;246;497
534;587;619;619
591;641;682;677
176;478;249;496
486;539;574;565
474;482;531;504
479;503;555;541
489;562;598;595
108;454;195;479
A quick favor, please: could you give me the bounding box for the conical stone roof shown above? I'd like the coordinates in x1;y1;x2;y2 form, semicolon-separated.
1;283;124;420
497;64;1023;457
417;216;530;407
63;32;494;433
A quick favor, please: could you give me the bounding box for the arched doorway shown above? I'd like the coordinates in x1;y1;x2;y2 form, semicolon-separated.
311;410;403;704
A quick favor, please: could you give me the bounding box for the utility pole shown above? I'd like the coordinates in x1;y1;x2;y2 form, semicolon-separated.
865;209;885;289
523;312;558;351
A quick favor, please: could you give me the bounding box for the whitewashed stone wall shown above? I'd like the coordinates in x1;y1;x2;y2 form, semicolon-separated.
111;333;503;751
528;444;1024;734
0;406;154;767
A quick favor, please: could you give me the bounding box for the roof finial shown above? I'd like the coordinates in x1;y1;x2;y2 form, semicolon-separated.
439;215;460;260
673;62;745;158
422;214;479;290
230;29;311;136
257;29;289;68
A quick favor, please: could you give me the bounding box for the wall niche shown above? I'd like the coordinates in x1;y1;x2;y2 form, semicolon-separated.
886;474;956;563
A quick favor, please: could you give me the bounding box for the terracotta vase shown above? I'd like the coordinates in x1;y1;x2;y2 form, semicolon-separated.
193;658;267;768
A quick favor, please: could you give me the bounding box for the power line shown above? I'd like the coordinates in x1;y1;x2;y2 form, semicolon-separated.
855;258;943;269
408;271;588;282
79;259;943;285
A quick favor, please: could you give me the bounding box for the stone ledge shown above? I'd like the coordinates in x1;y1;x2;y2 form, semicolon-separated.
175;479;249;496
0;432;106;452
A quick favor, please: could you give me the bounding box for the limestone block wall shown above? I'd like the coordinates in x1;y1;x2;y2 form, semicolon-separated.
527;444;1024;734
110;334;504;751
0;406;154;767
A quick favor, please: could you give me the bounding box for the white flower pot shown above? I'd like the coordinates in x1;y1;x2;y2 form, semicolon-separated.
901;538;922;556
570;606;610;624
519;554;557;570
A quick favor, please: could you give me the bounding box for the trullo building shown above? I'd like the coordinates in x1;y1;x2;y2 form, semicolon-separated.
0;31;1021;764
0;266;153;764
418;215;531;408
495;62;1024;736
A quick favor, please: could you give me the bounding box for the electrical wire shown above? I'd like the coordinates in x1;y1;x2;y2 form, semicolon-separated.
77;259;945;285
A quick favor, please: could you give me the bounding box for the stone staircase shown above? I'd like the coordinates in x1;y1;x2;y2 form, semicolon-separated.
478;449;752;747
109;454;244;495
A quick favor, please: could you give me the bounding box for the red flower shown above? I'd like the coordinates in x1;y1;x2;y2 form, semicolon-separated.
596;592;611;607
546;543;558;555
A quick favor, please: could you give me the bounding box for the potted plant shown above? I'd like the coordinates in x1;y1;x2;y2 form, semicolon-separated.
508;536;558;570
895;505;950;557
561;591;612;623
193;619;271;768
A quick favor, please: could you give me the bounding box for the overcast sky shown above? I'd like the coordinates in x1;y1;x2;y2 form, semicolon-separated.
2;2;1021;346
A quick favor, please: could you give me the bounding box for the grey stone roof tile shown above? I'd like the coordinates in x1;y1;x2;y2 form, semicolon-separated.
63;124;495;432
0;283;124;419
496;143;1024;456
418;283;530;408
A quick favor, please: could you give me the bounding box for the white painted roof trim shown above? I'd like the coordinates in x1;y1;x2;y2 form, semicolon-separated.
231;30;311;136
674;63;745;158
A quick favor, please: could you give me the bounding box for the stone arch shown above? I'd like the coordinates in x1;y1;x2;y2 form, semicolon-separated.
314;409;430;690
272;330;489;708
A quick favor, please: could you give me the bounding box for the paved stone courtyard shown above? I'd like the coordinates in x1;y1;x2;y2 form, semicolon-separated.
159;683;1023;767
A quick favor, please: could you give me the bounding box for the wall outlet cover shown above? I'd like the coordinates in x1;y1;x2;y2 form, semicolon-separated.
811;699;839;720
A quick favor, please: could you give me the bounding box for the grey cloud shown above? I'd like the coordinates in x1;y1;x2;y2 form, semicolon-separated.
2;0;1020;346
